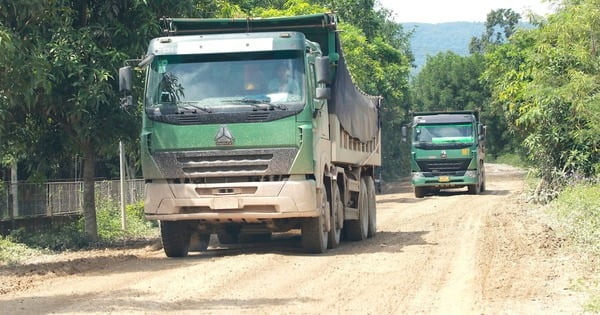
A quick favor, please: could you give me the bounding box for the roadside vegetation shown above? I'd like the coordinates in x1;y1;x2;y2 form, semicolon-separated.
548;182;600;313
0;201;157;266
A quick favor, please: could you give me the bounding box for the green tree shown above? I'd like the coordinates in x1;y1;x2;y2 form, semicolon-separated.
411;51;487;112
483;0;600;195
0;0;197;241
466;8;524;159
470;8;521;54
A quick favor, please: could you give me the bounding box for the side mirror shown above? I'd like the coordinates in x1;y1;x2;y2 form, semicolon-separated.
316;87;331;100
401;126;408;142
119;66;133;93
478;124;486;141
315;56;331;84
119;66;133;107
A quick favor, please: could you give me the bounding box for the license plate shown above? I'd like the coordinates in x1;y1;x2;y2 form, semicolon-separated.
439;176;450;183
213;197;239;210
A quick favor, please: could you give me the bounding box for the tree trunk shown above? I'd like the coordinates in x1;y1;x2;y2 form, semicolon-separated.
82;145;98;242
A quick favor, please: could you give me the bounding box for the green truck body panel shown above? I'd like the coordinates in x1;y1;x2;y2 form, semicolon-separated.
120;13;381;254
408;111;485;196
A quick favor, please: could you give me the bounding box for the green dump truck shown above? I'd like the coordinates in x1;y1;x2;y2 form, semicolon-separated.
403;111;485;198
118;14;381;256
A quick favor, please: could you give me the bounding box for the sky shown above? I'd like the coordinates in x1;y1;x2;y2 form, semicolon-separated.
377;0;555;23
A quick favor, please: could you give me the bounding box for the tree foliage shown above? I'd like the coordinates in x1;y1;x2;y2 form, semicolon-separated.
470;8;521;54
0;0;199;241
411;51;487;112
483;0;600;195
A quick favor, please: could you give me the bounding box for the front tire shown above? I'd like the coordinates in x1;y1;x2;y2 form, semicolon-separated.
160;221;191;258
480;162;486;192
468;163;484;195
414;186;426;198
302;190;328;253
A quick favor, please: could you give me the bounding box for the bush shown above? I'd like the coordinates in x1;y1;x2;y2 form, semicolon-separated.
9;220;88;251
0;235;46;266
550;182;600;312
550;182;600;255
7;200;157;254
96;199;157;243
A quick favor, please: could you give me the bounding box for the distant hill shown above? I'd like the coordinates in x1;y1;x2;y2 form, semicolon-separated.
402;22;484;75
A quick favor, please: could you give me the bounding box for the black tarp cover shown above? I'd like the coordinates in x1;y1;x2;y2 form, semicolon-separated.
330;36;381;143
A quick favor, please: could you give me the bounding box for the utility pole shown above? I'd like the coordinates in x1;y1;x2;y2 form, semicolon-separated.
119;141;127;230
11;161;18;218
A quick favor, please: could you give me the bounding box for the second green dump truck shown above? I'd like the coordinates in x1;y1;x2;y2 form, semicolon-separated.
404;111;485;198
119;13;381;256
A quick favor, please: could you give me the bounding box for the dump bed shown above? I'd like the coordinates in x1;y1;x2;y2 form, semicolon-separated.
161;13;381;149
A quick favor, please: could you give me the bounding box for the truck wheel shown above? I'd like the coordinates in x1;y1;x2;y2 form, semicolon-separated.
468;164;484;195
366;176;377;238
189;231;210;252
468;180;481;194
160;221;191;258
328;183;343;249
414;186;426;198
302;191;328;253
345;178;368;241
480;162;486;192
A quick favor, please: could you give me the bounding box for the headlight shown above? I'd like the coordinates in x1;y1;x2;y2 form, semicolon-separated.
412;172;424;180
464;170;478;178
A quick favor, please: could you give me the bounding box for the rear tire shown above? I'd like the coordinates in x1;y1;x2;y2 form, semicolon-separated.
366;176;377;238
345;178;368;241
328;183;343;249
160;221;191;258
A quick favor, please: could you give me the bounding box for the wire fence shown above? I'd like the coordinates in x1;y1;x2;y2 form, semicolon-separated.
0;179;145;220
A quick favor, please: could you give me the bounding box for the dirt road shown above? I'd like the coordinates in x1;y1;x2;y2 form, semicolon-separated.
0;164;587;314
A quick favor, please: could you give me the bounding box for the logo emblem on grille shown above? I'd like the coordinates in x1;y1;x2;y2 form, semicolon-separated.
440;150;447;159
215;125;234;146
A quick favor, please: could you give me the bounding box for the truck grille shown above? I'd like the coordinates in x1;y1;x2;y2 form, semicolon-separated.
152;148;298;179
416;158;472;176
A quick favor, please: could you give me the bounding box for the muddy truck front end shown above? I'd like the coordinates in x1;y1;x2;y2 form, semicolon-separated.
119;14;381;256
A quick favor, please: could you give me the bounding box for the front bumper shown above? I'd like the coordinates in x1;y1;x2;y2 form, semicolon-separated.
144;179;319;222
411;170;479;188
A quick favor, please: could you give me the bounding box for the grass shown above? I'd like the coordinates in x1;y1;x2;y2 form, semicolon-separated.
0;200;158;266
549;182;600;313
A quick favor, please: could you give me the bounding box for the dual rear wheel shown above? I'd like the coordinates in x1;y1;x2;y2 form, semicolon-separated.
302;175;377;253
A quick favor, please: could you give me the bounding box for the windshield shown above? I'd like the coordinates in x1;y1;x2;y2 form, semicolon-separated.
145;51;305;113
414;123;473;144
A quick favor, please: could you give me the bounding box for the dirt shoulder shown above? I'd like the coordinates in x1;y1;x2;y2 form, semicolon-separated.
0;164;590;314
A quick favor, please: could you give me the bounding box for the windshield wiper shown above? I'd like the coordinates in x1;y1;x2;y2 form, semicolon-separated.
224;98;287;111
176;102;212;113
